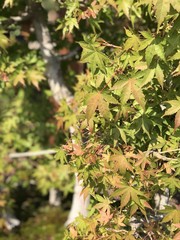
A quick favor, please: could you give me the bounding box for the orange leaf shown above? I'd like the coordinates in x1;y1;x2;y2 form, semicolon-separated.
86;93;100;121
174;109;180;131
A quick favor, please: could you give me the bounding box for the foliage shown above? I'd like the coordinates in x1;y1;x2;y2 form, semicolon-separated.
1;0;180;239
55;0;180;239
1;206;68;240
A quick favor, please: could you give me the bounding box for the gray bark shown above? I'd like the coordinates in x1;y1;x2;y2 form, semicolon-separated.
31;2;72;103
31;2;89;225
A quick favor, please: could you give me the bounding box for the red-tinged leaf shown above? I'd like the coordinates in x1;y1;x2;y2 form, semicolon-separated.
80;187;89;202
142;200;152;210
131;83;146;110
98;208;113;225
173;223;180;228
98;94;110;119
130;204;138;216
174;110;180;131
88;118;94;133
121;81;132;104
173;231;180;240
72;143;84;156
69;226;78;239
86;93;100;121
110;154;133;174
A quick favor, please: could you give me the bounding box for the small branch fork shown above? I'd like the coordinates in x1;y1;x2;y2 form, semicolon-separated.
146;149;180;161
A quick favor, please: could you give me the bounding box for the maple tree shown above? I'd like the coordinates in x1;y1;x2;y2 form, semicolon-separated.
0;0;180;239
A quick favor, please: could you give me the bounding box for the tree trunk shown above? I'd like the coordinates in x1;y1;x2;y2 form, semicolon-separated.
31;2;89;225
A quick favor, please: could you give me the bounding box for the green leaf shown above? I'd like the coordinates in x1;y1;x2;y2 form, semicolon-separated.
111;185;145;210
145;44;166;65
140;69;155;87
164;98;180;116
117;0;133;18
154;44;166;62
162;208;180;224
145;45;156;66
0;30;9;50
169;51;180;60
155;0;170;30
119;128;127;144
102;93;119;104
79;40;109;73
155;64;164;88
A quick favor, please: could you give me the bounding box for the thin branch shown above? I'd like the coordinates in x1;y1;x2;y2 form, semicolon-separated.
10;12;31;22
146;150;178;161
159;148;180;154
56;46;81;61
9;149;57;159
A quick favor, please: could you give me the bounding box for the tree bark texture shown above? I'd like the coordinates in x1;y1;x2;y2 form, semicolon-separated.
31;2;89;225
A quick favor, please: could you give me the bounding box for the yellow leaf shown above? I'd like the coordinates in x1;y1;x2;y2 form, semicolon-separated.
13;71;25;86
98;94;110;119
3;0;13;8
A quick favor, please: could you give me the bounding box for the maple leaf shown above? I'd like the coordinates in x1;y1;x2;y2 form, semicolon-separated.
112;78;146;109
135;151;151;171
117;0;133;18
164;97;180;116
13;71;25;86
98;208;113;225
80;187;90;202
26;69;45;89
79;39;109;73
155;0;170;31
155;63;164;88
161;206;180;223
72;143;84;156
131;83;145;110
86;93;100;121
98;94;110;119
111;185;145;209
110;154;133;175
